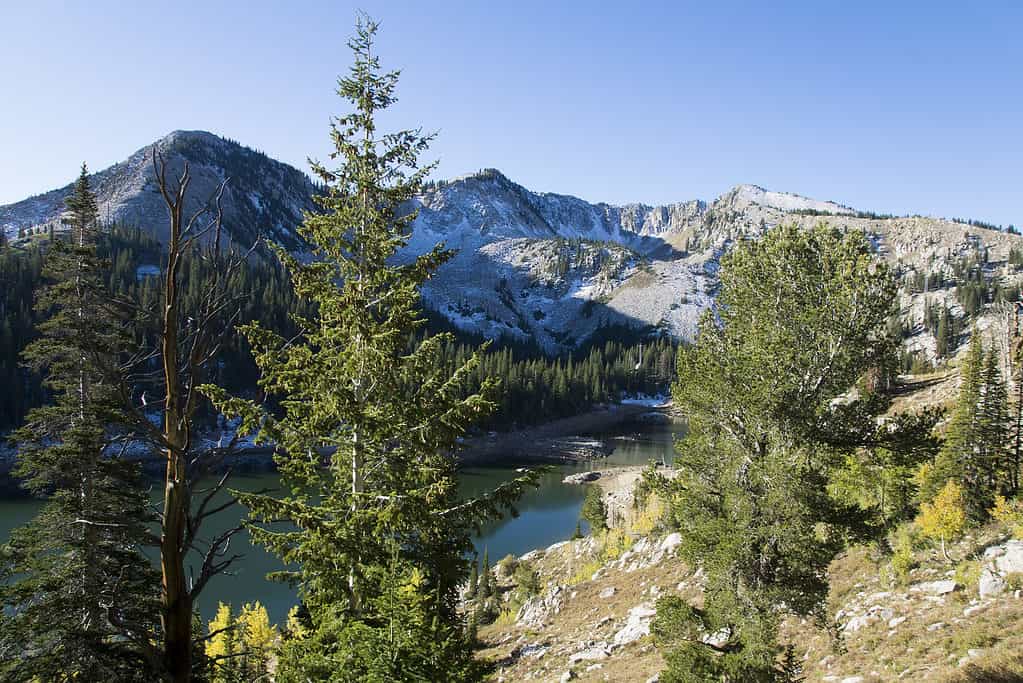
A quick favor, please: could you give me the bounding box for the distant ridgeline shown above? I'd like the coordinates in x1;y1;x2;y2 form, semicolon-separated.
0;227;675;434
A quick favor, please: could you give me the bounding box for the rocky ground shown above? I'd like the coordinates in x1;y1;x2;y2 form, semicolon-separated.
474;465;1023;682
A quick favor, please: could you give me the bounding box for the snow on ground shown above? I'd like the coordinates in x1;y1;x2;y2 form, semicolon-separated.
618;393;671;407
735;184;855;215
135;264;161;280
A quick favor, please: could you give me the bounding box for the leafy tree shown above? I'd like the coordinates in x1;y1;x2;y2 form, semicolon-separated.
204;601;276;682
650;224;916;681
205;18;537;681
581;484;608;533
206;603;242;683
991;494;1023;539
916;479;966;563
0;165;160;680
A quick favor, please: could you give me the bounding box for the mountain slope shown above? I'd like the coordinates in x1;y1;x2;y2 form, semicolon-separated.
0;130;314;252
3;131;1022;355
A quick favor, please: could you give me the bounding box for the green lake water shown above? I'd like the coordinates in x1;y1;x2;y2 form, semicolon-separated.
0;420;680;624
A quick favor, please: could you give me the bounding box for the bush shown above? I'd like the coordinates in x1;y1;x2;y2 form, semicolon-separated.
991;495;1023;539
890;524;920;583
496;553;519;579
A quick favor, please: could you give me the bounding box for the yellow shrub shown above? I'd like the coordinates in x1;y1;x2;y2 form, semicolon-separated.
569;559;604;585
630;494;665;537
600;527;633;561
915;480;966;562
991;495;1023;539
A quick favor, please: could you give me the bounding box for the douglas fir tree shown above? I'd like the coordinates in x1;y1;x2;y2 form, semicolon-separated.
206;17;539;681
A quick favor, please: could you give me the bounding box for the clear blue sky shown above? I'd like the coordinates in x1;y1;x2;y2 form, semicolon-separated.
2;1;1021;225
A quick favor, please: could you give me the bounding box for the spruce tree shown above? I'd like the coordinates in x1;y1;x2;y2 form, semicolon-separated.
0;165;159;680
205;18;537;681
925;332;1010;522
980;347;1011;502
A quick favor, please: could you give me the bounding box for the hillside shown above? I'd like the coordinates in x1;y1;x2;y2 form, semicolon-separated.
474;467;1023;683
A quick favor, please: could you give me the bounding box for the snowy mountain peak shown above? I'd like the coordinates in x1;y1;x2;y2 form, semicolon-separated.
728;183;856;215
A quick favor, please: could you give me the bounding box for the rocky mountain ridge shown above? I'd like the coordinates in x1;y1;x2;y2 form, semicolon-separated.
3;130;1021;354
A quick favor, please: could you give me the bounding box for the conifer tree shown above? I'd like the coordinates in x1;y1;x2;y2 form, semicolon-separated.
925;333;1010;521
205;18;537;681
467;557;479;599
0;165;160;679
649;224;921;681
980;347;1010;497
581;484;608;533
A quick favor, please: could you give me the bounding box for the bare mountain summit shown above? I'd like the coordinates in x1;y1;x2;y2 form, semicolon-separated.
0;130;313;252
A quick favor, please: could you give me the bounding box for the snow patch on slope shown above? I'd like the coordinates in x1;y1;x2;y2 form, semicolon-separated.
734;184;855;215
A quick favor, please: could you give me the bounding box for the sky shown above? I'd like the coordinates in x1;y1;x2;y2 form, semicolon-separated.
1;1;1021;226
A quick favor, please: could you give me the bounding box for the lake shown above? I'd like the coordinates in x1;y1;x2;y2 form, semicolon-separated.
0;420;680;624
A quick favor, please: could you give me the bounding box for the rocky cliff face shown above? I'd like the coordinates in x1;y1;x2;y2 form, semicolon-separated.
4;131;1021;354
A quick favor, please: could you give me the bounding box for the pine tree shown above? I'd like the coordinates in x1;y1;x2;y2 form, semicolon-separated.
650;224;910;681
0;165;159;680
936;306;951;357
204;18;537;681
478;547;493;600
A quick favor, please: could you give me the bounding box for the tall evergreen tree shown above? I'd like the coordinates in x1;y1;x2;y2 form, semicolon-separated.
648;224;928;681
0;165;160;679
206;18;537;681
980;346;1011;498
925;333;1011;522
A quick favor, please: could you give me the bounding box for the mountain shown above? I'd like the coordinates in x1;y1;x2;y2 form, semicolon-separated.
3;130;1022;355
0;130;314;252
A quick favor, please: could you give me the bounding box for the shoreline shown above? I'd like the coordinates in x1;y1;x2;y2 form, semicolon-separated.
456;403;672;467
0;403;675;495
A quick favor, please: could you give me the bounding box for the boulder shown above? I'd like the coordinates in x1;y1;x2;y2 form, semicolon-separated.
612;603;657;647
568;643;610;664
562;471;601;484
978;540;1023;598
979;568;1006;598
659;532;683;553
911;580;958;595
516;585;565;628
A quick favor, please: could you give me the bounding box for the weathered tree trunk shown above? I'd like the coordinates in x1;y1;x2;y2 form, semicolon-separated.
160;182;193;682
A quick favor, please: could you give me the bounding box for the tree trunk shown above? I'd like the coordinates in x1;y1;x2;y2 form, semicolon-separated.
160;192;192;682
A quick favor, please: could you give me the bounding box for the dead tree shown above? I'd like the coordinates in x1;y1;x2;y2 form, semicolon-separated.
147;148;256;682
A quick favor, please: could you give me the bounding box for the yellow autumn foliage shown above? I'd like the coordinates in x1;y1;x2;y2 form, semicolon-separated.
915;479;965;562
